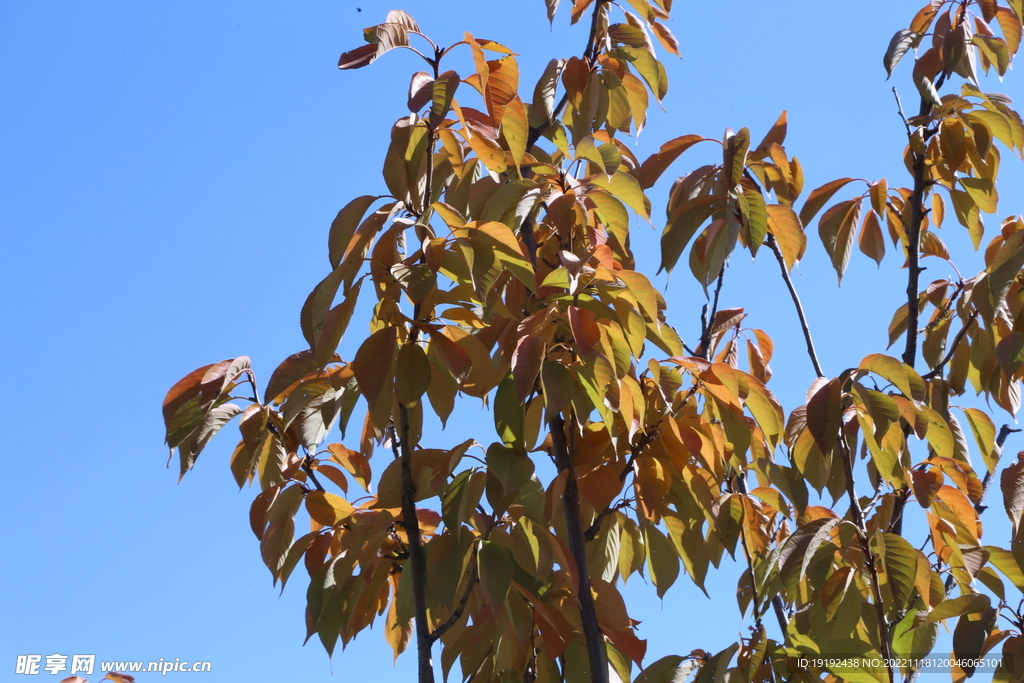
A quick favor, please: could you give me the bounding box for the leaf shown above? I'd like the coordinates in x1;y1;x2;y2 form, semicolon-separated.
859;353;923;401
502;95;529;169
545;0;561;23
478;540;514;606
884;29;920;77
407;71;433;113
799;177;855;227
962;407;999;473
634;655;696;683
739;186;767;257
660;195;725;274
858;210;885;266
643;523;679;598
591;171;650;219
879;532;919;611
766;204;805;269
919;592;991;626
1002;452;1024;528
984;546;1024;591
723;127;750;187
512;335;546;400
634;135;709;189
351;326;399;429
395;343;432;406
305;491;355;527
328;196;381;269
818;197;861;282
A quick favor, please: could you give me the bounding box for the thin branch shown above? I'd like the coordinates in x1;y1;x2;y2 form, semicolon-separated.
921;311;978;380
583;429;657;541
766;234;825;378
697;265;726;359
429;553;478;643
976;426;1022;514
838;434;895;683
302;458;326;492
892;87;912;136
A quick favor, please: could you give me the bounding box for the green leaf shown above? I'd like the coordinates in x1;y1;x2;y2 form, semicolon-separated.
591;171;650;220
643;523;679;598
986;545;1024;591
919;593;991;626
962;407;999;473
478;540;514;606
878;532;919;612
739;186;767;256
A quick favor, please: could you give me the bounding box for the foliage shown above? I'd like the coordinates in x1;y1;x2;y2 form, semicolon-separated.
161;1;1024;682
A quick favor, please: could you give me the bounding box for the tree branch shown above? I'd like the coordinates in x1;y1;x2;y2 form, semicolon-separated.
921;311;978;380
429;552;478;644
549;414;609;683
766;233;825;378
697;265;726;360
901;94;936;370
838;434;894;683
399;403;435;683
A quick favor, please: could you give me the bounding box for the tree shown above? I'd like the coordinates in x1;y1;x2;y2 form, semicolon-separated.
160;0;1024;682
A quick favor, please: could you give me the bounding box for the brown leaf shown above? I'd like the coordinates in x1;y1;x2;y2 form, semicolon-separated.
568;305;601;357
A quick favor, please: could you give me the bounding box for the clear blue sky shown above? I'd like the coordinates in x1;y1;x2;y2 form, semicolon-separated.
2;0;1022;681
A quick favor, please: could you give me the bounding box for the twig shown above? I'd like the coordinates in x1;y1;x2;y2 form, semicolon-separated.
697;265;726;359
302;458;326;492
429;553;478;643
892;87;912;136
766;234;825;378
976;426;1022;514
921;311;978;380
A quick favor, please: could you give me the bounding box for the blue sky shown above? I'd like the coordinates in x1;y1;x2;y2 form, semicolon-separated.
2;0;1023;681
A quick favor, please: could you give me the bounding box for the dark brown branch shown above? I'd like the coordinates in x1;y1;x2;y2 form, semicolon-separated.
399;403;435;683
302;458;326;492
429;553;478;643
837;434;894;683
921;311;978;380
549;415;609;683
766;233;825;378
525;0;606;151
901;93;936;370
697;265;726;360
